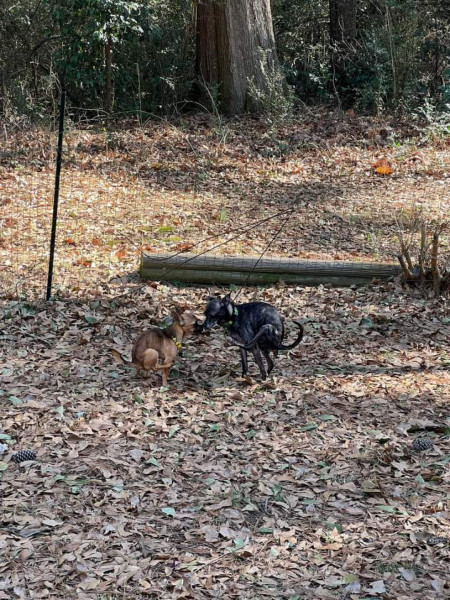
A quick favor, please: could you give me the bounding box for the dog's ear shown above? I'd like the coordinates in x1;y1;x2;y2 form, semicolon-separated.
172;306;182;319
221;293;233;316
221;293;232;305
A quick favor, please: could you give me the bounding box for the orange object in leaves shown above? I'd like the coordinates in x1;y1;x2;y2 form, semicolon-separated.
373;158;394;175
75;258;92;267
174;242;193;252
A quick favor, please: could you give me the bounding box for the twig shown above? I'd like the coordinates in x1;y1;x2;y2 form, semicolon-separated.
396;228;414;273
397;254;415;280
431;230;441;296
418;220;427;282
395;213;420;274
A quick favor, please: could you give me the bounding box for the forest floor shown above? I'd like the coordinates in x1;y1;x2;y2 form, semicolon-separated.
0;113;449;599
0;110;449;296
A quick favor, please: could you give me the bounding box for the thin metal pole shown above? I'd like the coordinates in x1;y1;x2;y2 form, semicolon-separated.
46;90;66;301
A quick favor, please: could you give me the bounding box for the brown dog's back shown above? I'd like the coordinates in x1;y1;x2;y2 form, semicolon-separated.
120;310;200;386
132;329;170;366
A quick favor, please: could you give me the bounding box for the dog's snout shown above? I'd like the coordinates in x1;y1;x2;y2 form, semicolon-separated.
203;318;217;330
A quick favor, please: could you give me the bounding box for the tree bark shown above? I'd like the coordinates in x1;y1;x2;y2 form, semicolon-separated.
329;0;357;104
330;0;356;46
195;0;279;115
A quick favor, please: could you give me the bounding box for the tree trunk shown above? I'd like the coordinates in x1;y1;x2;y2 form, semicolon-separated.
329;0;357;104
195;0;279;115
330;0;356;46
104;36;113;113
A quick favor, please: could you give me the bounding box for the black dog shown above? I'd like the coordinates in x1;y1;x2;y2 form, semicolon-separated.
201;294;303;380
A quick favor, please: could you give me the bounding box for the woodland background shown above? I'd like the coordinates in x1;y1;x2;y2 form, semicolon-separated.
0;0;448;120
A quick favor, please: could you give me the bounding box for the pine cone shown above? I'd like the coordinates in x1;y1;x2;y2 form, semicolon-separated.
12;450;37;463
412;438;434;452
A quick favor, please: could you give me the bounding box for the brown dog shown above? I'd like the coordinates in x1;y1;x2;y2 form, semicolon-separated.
112;309;199;386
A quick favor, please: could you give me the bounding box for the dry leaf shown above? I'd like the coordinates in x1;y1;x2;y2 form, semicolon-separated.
365;580;386;594
75;258;92;267
174;242;193;252
373;158;394;175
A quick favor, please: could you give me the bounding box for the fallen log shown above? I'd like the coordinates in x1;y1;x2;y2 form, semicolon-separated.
140;252;401;287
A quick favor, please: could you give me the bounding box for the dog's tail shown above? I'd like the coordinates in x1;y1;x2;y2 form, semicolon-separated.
277;321;304;350
229;322;304;351
228;324;274;350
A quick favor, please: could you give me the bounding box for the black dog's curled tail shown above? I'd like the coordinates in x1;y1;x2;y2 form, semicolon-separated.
229;321;304;351
227;324;273;350
277;321;304;350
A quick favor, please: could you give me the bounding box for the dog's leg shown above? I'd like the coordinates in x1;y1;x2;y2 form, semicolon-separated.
161;367;170;387
240;348;248;375
251;346;267;380
262;349;274;374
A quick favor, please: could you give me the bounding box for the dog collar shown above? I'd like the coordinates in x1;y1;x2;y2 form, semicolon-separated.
172;337;182;350
222;306;239;328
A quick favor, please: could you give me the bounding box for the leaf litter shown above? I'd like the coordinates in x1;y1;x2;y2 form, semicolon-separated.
1;277;449;598
0;112;448;298
0;113;449;597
